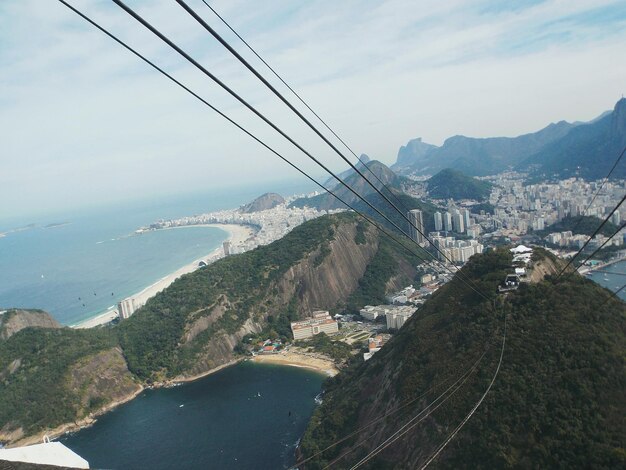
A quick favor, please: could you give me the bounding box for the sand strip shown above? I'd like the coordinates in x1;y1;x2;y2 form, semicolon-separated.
250;351;338;376
72;224;255;328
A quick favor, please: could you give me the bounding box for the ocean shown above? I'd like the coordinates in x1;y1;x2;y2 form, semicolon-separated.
0;179;318;325
60;362;325;470
585;259;626;300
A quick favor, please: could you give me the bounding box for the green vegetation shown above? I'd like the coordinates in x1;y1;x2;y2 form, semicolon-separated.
0;327;116;435
537;215;619;237
118;215;339;380
297;333;353;362
354;220;367;245
345;235;424;313
0;211;440;443
426;168;493;201
299;249;626;469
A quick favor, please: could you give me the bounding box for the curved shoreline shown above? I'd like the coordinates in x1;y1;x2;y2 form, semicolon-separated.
249;351;338;377
72;223;256;329
11;353;332;448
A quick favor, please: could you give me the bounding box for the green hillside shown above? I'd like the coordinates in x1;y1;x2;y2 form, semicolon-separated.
426;168;493;201
117;215;339;380
0;213;424;443
0;327;117;435
298;249;626;469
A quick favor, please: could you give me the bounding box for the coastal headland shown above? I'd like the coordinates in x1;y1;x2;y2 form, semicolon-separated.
72;223;255;329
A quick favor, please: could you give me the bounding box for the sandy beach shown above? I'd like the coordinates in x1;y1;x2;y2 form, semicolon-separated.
73;223;255;329
250;351;339;376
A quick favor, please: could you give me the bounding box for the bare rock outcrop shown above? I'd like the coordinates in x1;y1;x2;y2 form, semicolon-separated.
0;309;60;340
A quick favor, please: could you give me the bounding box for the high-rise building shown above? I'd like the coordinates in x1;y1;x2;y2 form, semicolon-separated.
611;211;621;226
434;212;443;231
462;209;471;229
407;209;425;244
118;298;135;320
443;212;452;232
223;241;231;256
452;210;465;233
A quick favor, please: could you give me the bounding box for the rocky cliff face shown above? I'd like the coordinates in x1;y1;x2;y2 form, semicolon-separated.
181;220;381;377
0;309;60;340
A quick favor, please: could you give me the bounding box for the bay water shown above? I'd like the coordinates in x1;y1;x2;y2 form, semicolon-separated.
61;362;325;470
585;259;626;300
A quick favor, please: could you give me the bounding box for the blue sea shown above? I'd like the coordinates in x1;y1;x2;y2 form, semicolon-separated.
586;260;626;300
61;362;324;470
0;179;317;325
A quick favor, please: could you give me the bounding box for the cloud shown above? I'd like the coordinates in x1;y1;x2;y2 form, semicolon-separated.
1;0;625;216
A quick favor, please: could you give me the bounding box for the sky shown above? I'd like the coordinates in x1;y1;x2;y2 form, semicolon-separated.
1;0;625;217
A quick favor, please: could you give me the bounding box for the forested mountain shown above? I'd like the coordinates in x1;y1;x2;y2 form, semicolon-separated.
519;98;626;179
426;168;493;201
291;160;406;211
392;98;625;179
290;160;437;235
0;213;422;446
298;249;626;469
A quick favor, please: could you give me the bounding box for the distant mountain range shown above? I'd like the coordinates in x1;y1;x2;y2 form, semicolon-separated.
520;98;626;179
393;98;626;179
291;160;406;211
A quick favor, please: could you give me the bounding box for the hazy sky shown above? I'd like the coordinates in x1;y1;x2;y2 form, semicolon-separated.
1;0;625;217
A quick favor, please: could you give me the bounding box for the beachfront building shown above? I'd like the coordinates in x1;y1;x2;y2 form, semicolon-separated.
118;298;136;320
223;241;231;256
291;310;339;340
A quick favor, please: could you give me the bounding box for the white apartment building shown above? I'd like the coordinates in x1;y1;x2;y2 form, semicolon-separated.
385;306;415;330
291;310;339;340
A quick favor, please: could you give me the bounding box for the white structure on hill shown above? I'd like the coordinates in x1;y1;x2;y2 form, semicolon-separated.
291;310;339;340
118;298;136;320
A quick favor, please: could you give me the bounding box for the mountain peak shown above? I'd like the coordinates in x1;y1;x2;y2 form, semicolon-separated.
612;97;626;135
240;192;285;213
